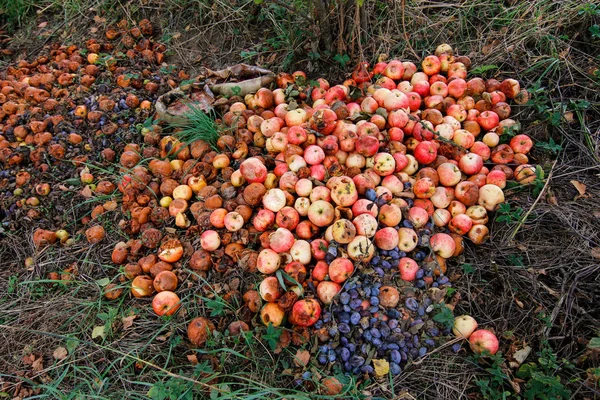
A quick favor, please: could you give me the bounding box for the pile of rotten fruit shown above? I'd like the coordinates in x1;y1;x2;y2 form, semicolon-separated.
1;20;536;384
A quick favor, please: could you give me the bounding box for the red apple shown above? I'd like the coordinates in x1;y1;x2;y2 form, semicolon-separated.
413;141;438;165
152;291;181;316
469;329;499;355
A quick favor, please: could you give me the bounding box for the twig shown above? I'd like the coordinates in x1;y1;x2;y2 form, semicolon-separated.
407;114;468;152
411;337;464;365
401;0;419;60
508;159;558;242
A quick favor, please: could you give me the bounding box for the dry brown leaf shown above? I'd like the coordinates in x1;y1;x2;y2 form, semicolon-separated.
481;45;492;55
121;315;136;330
515;298;524;309
293;349;310;367
38;22;48;29
32;357;44;371
591;248;600;260
90;27;98;34
53;347;68;360
546;189;558;205
172;32;182;39
570;180;588;199
93;15;106;24
156;332;172;342
81;185;93;198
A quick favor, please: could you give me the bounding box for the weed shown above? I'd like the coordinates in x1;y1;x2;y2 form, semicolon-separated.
474;352;514;399
517;340;572;399
333;53;351;69
432;304;455;329
535;138;563;154
507;254;524;267
262;323;283;351
7;274;19;294
166;103;221;151
495;203;524;224
461;263;476;274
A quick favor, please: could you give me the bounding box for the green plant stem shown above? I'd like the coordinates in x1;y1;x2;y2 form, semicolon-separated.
509;159;557;242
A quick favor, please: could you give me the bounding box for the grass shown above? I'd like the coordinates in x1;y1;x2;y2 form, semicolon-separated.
1;0;600;398
166;103;222;152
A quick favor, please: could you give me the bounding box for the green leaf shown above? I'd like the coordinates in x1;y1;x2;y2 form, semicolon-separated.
205;298;226;317
275;269;287;292
333;53;350;68
588;337;600;349
536;138;563;153
262;323;282;351
432;305;454;329
66;338;79;354
469;64;499;76
96;277;110;287
96;312;109;321
535;165;545;180
498;202;511;214
462;263;475;274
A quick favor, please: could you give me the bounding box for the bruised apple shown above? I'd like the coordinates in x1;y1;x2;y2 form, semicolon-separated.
290;299;322;326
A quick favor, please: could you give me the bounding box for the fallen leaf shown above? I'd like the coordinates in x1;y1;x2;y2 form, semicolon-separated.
38;22;48;28
570;180;588;199
93;15;106;24
515;298;524;309
90;27;98;34
92;325;106;339
293;349;310;367
513;346;531;365
53;347;68;360
516;244;528;252
591;248;600;260
81;185;93;198
22;354;35;365
96;277;110;287
121;315;136;330
587;337;600;350
481;44;493;55
372;359;389;377
32;357;44;371
546;189;558;205
172;32;181;39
